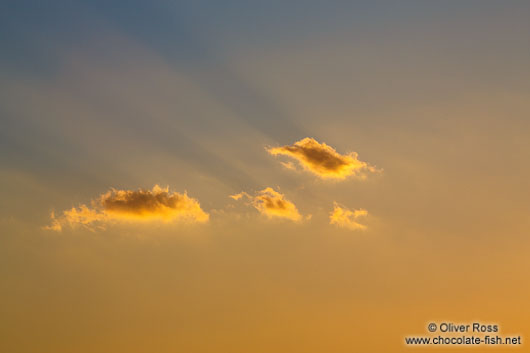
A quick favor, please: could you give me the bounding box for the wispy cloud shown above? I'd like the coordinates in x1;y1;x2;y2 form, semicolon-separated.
329;202;368;231
267;137;378;180
229;192;250;201
230;187;304;222
45;185;209;231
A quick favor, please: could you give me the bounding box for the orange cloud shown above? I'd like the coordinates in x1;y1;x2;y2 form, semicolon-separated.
231;187;303;222
280;161;296;170
45;206;106;231
329;202;368;231
45;185;209;231
229;192;250;201
267;137;377;180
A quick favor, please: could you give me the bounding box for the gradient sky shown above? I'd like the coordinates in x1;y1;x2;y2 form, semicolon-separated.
1;1;530;352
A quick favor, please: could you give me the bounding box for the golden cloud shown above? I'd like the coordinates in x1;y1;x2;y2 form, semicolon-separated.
229;192;250;201
230;187;303;222
267;137;377;180
45;185;209;231
329;202;368;231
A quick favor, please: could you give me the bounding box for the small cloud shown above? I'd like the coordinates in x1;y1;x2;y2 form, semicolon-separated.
329;202;368;231
45;185;209;231
232;187;303;222
229;192;250;201
267;137;378;180
280;161;296;170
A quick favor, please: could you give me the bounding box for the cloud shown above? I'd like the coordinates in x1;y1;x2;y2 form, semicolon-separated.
231;187;303;222
329;202;368;231
47;206;106;231
280;161;296;170
267;137;377;180
45;185;209;231
229;192;250;201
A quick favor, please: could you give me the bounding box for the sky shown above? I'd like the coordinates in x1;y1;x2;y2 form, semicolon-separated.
1;1;530;352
